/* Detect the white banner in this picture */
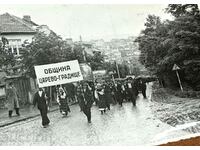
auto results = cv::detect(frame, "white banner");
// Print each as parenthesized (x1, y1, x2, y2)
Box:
(34, 60, 83, 88)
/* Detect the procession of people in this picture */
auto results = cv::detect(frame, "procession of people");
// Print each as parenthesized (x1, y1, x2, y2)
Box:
(5, 75, 147, 128)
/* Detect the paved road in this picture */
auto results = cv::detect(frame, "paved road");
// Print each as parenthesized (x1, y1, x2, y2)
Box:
(0, 84, 172, 146)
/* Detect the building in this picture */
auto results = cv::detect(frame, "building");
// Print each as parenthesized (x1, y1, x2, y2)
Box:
(0, 13, 52, 57)
(0, 13, 53, 108)
(65, 38, 73, 45)
(0, 13, 38, 56)
(91, 37, 139, 64)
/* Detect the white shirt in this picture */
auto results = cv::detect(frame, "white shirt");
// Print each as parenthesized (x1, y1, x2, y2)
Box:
(128, 83, 132, 88)
(38, 91, 43, 97)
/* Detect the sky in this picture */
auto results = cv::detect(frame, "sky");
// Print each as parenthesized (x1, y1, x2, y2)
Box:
(0, 4, 173, 41)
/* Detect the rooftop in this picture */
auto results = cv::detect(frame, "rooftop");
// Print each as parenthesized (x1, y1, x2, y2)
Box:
(0, 13, 38, 34)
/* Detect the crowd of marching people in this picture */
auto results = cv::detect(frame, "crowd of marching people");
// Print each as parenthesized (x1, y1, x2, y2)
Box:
(5, 76, 147, 128)
(93, 77, 147, 114)
(31, 77, 147, 127)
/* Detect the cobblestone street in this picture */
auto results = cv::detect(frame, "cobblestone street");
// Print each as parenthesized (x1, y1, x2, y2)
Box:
(0, 84, 172, 146)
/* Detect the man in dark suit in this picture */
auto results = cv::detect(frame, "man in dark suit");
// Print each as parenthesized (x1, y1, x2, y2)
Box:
(116, 82, 123, 106)
(126, 78, 137, 106)
(76, 81, 94, 123)
(33, 88, 50, 128)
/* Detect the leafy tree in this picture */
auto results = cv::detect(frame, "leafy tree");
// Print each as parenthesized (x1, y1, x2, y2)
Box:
(0, 36, 16, 72)
(118, 63, 129, 78)
(166, 4, 199, 17)
(21, 32, 73, 78)
(21, 32, 112, 79)
(72, 44, 85, 63)
(136, 5, 200, 90)
(86, 51, 104, 70)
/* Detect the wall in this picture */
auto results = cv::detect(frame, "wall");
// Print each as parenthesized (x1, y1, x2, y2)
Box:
(0, 34, 34, 56)
(13, 77, 38, 106)
(3, 34, 34, 43)
(0, 77, 37, 109)
(0, 86, 6, 109)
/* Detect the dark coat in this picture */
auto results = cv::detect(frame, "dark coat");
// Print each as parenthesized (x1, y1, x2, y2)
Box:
(6, 87, 19, 111)
(84, 86, 94, 107)
(64, 83, 76, 98)
(141, 82, 147, 91)
(97, 91, 106, 109)
(116, 84, 123, 103)
(33, 91, 48, 110)
(33, 91, 50, 126)
(126, 82, 137, 98)
(104, 84, 112, 104)
(76, 84, 93, 109)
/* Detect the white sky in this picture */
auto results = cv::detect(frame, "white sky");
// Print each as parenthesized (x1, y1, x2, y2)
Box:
(0, 4, 173, 41)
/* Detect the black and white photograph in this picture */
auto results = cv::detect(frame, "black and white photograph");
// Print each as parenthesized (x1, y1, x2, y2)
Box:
(0, 0, 200, 146)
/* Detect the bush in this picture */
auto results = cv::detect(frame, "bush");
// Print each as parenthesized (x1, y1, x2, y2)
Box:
(174, 90, 200, 98)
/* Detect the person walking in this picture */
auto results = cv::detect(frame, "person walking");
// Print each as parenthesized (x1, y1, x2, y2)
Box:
(116, 82, 123, 106)
(110, 82, 117, 105)
(104, 83, 112, 110)
(76, 81, 94, 123)
(88, 81, 97, 106)
(76, 82, 85, 112)
(57, 85, 70, 116)
(121, 82, 127, 102)
(96, 83, 107, 114)
(64, 83, 76, 103)
(6, 81, 20, 117)
(141, 80, 147, 99)
(137, 79, 147, 99)
(126, 79, 137, 106)
(33, 88, 50, 128)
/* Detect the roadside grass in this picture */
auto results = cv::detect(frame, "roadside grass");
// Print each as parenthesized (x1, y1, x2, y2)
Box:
(151, 82, 200, 133)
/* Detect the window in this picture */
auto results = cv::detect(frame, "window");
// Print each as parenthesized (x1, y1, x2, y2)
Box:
(8, 47, 12, 53)
(7, 39, 21, 56)
(13, 47, 18, 55)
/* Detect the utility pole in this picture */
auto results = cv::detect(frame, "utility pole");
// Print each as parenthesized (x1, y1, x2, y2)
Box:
(80, 35, 86, 62)
(115, 61, 120, 78)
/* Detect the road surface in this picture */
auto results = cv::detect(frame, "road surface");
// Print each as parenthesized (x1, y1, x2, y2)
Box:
(0, 83, 171, 146)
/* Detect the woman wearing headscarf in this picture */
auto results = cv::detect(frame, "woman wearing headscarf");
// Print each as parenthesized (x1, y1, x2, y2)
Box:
(96, 83, 107, 114)
(57, 85, 70, 116)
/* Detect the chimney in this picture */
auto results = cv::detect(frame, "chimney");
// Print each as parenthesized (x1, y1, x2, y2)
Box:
(23, 15, 31, 22)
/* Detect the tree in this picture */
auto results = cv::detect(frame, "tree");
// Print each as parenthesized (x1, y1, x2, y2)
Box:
(21, 32, 111, 78)
(0, 36, 16, 72)
(86, 51, 104, 70)
(135, 15, 168, 70)
(166, 4, 199, 18)
(136, 5, 200, 90)
(21, 32, 74, 78)
(118, 63, 129, 78)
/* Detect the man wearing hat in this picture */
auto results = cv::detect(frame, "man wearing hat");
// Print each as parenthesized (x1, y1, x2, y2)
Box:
(126, 78, 137, 106)
(6, 80, 20, 117)
(76, 81, 94, 123)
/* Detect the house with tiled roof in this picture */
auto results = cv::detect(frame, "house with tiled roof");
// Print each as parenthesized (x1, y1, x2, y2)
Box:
(0, 13, 53, 108)
(0, 13, 39, 56)
(0, 13, 52, 56)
